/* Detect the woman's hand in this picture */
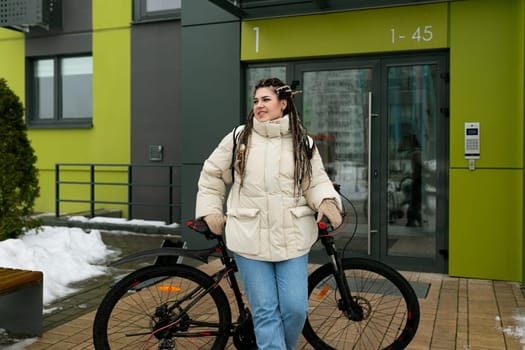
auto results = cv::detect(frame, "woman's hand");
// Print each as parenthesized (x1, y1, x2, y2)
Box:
(204, 214, 226, 235)
(316, 199, 342, 228)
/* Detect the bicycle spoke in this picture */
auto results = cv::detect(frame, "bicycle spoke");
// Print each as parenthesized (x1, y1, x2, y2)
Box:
(303, 259, 419, 350)
(93, 265, 231, 350)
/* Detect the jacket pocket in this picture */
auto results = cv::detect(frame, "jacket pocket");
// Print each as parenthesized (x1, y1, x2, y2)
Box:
(290, 206, 316, 219)
(225, 208, 260, 255)
(289, 206, 317, 250)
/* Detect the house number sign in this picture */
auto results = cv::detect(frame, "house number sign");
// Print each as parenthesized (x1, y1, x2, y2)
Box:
(390, 26, 433, 44)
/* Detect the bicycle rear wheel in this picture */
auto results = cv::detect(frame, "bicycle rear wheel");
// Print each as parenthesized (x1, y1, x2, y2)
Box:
(303, 258, 419, 350)
(93, 264, 231, 350)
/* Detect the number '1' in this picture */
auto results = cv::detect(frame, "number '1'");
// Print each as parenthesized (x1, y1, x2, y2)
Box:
(253, 26, 259, 53)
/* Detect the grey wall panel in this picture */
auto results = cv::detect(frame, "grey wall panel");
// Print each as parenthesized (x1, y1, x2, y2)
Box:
(181, 164, 205, 248)
(25, 34, 91, 56)
(53, 0, 91, 33)
(181, 22, 241, 164)
(181, 3, 241, 242)
(130, 20, 182, 223)
(131, 21, 181, 165)
(182, 0, 238, 26)
(26, 0, 92, 56)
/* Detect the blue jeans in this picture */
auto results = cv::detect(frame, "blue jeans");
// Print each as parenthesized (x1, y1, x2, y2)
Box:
(234, 253, 309, 350)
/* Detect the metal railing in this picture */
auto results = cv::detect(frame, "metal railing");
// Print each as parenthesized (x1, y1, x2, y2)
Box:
(55, 163, 180, 224)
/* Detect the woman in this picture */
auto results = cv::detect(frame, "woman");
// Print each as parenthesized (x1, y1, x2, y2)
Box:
(196, 77, 342, 350)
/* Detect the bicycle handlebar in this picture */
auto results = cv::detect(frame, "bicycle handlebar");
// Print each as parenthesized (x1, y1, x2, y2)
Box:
(186, 219, 221, 240)
(188, 182, 344, 239)
(187, 217, 335, 239)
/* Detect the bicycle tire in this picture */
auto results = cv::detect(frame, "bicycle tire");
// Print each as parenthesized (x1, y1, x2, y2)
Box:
(93, 264, 231, 350)
(303, 258, 420, 350)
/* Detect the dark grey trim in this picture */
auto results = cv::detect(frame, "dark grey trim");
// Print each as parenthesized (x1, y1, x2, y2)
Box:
(209, 0, 457, 19)
(27, 120, 93, 129)
(207, 0, 245, 18)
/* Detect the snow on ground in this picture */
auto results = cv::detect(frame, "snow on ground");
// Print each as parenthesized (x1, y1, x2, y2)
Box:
(0, 217, 179, 348)
(501, 314, 525, 349)
(0, 225, 116, 349)
(67, 215, 180, 228)
(0, 217, 179, 306)
(0, 226, 115, 305)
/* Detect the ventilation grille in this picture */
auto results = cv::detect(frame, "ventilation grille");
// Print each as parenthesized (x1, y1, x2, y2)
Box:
(0, 0, 60, 29)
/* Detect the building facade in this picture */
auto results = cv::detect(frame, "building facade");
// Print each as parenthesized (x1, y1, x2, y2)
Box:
(0, 0, 523, 281)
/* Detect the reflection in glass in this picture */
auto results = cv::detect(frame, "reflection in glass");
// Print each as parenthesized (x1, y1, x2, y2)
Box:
(302, 69, 372, 256)
(34, 59, 54, 120)
(61, 57, 93, 119)
(386, 65, 438, 258)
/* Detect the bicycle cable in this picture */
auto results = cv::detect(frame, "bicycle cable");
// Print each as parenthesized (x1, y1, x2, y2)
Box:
(318, 187, 359, 260)
(339, 191, 358, 260)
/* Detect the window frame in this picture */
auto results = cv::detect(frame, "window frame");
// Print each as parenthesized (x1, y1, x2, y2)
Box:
(132, 0, 181, 23)
(26, 54, 93, 129)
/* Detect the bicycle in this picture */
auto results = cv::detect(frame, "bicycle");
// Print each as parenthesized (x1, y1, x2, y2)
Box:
(93, 187, 420, 350)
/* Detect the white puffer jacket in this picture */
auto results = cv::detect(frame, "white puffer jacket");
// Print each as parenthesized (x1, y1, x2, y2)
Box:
(196, 115, 341, 261)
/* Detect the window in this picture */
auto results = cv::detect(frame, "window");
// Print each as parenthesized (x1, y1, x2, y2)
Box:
(133, 0, 181, 22)
(28, 55, 93, 128)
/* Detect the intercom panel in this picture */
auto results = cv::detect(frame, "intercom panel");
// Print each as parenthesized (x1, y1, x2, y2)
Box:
(464, 122, 480, 159)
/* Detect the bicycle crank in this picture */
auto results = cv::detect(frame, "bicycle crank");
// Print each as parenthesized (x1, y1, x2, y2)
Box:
(158, 338, 175, 350)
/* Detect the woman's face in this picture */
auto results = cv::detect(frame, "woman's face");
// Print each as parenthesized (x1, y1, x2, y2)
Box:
(253, 87, 287, 122)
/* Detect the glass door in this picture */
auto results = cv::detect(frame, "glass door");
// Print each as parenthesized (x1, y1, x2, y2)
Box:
(246, 52, 449, 272)
(296, 61, 381, 260)
(381, 56, 448, 271)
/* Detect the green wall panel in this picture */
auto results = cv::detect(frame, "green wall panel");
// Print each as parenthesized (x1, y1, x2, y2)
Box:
(93, 0, 131, 30)
(91, 27, 131, 164)
(28, 0, 131, 214)
(0, 29, 24, 102)
(449, 169, 522, 281)
(448, 0, 524, 281)
(241, 2, 448, 61)
(449, 0, 524, 169)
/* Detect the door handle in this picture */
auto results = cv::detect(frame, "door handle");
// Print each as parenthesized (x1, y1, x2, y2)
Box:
(367, 92, 378, 255)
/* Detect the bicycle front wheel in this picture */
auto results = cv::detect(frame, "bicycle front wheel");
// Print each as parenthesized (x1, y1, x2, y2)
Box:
(303, 258, 420, 350)
(93, 264, 231, 350)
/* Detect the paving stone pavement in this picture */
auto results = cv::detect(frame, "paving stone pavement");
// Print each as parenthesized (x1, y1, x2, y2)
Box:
(6, 230, 525, 349)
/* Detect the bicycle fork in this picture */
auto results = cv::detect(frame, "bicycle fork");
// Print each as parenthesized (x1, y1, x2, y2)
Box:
(320, 236, 364, 321)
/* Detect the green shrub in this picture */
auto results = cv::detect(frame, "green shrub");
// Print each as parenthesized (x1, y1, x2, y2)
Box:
(0, 78, 40, 240)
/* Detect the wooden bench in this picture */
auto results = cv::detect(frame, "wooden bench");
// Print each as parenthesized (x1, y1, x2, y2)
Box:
(0, 267, 43, 337)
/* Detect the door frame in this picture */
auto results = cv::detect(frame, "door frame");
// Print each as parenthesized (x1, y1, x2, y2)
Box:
(244, 50, 449, 273)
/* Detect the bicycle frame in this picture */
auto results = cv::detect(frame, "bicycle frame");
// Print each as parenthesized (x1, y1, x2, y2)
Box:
(110, 234, 251, 336)
(112, 227, 362, 325)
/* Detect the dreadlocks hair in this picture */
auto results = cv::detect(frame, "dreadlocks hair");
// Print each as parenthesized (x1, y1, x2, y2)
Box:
(234, 77, 314, 195)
